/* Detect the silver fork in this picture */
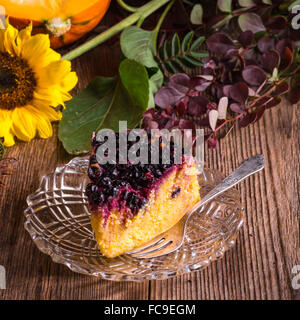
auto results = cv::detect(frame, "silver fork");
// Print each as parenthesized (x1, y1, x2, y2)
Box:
(125, 154, 265, 259)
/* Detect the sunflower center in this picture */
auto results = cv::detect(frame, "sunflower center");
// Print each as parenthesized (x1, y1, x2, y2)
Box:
(0, 52, 37, 110)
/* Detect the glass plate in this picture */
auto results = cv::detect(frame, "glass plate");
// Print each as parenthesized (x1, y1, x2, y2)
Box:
(24, 157, 244, 281)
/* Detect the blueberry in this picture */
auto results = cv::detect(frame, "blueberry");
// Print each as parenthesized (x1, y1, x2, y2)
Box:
(89, 155, 98, 165)
(88, 166, 102, 181)
(101, 177, 112, 187)
(126, 193, 140, 211)
(131, 206, 139, 216)
(153, 169, 163, 178)
(137, 198, 148, 209)
(171, 187, 181, 198)
(111, 187, 120, 198)
(85, 183, 97, 197)
(111, 168, 119, 177)
(126, 192, 135, 204)
(102, 163, 114, 173)
(131, 166, 142, 179)
(91, 191, 105, 206)
(160, 164, 172, 171)
(136, 177, 149, 187)
(121, 190, 129, 201)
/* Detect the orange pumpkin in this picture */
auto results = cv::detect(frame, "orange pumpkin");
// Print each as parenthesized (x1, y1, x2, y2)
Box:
(2, 0, 111, 49)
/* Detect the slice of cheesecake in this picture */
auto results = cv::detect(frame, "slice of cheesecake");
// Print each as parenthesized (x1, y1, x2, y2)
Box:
(86, 132, 200, 258)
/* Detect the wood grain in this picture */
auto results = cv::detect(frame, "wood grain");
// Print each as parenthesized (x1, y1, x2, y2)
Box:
(150, 104, 300, 300)
(0, 13, 299, 300)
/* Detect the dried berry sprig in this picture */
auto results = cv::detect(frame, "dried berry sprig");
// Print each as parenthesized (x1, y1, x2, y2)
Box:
(210, 0, 300, 35)
(142, 10, 300, 149)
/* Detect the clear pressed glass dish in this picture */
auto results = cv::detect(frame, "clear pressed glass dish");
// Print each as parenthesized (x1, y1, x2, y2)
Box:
(24, 157, 244, 281)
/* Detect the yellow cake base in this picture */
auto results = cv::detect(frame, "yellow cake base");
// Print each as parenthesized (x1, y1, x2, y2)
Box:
(91, 163, 200, 258)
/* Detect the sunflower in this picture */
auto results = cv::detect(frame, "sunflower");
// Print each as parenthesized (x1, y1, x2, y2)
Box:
(0, 18, 78, 147)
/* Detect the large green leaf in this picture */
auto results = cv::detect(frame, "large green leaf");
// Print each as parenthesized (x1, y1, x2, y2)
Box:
(58, 59, 149, 154)
(120, 26, 164, 107)
(120, 26, 157, 68)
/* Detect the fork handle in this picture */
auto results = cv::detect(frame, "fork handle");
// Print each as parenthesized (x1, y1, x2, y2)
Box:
(185, 154, 265, 223)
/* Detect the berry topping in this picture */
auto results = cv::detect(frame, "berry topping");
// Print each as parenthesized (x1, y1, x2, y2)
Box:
(86, 131, 186, 220)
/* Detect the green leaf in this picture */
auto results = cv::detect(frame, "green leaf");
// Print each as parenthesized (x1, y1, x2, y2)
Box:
(120, 26, 156, 68)
(182, 31, 194, 52)
(58, 59, 150, 154)
(177, 57, 196, 69)
(212, 14, 233, 29)
(168, 60, 185, 73)
(184, 55, 203, 67)
(190, 36, 205, 51)
(148, 67, 165, 108)
(190, 50, 209, 58)
(156, 32, 207, 77)
(163, 40, 172, 60)
(119, 59, 149, 108)
(162, 61, 175, 74)
(158, 45, 165, 61)
(190, 4, 203, 25)
(171, 33, 180, 57)
(289, 0, 300, 10)
(120, 26, 163, 107)
(218, 0, 232, 13)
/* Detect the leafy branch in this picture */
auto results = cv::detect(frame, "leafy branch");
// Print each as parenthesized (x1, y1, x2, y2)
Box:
(59, 0, 300, 153)
(156, 31, 208, 77)
(62, 0, 172, 61)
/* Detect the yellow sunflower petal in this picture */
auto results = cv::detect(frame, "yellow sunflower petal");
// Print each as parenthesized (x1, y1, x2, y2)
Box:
(59, 91, 73, 104)
(21, 34, 61, 71)
(25, 105, 53, 139)
(0, 20, 77, 147)
(16, 22, 33, 47)
(34, 87, 65, 107)
(31, 99, 62, 121)
(11, 107, 37, 142)
(60, 72, 78, 92)
(37, 59, 72, 88)
(2, 131, 15, 147)
(3, 20, 19, 55)
(0, 110, 12, 135)
(0, 110, 15, 146)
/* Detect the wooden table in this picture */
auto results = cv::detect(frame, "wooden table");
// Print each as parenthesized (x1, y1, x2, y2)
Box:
(1, 16, 300, 301)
